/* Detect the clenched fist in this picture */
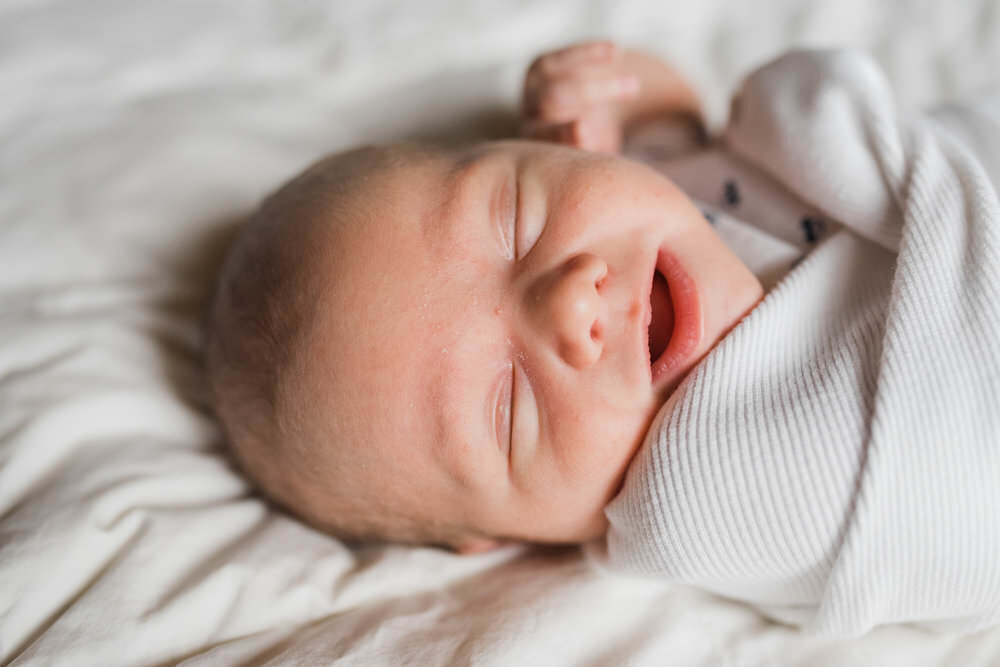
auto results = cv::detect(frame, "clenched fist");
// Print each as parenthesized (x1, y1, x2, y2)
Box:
(522, 41, 639, 153)
(521, 41, 704, 154)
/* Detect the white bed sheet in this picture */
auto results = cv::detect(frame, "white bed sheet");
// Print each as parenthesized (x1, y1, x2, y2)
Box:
(2, 1, 999, 665)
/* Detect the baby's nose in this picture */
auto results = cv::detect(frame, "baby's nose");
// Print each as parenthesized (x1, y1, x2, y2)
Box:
(529, 253, 608, 369)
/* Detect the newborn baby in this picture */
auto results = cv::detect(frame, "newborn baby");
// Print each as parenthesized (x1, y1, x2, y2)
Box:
(205, 42, 764, 553)
(207, 42, 1000, 636)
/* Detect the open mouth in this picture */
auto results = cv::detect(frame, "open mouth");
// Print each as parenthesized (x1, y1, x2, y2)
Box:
(647, 247, 702, 385)
(648, 268, 674, 367)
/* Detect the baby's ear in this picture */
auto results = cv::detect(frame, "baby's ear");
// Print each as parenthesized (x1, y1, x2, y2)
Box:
(453, 536, 506, 555)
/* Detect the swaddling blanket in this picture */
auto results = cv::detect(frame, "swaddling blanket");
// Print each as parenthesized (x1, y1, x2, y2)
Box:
(602, 50, 1000, 637)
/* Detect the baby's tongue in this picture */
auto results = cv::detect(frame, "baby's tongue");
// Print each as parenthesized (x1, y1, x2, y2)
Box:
(649, 271, 674, 364)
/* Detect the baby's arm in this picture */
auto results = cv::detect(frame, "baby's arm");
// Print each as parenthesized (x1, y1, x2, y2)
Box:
(521, 40, 704, 153)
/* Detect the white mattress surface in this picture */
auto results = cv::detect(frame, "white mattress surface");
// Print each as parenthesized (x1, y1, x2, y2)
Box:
(2, 1, 999, 665)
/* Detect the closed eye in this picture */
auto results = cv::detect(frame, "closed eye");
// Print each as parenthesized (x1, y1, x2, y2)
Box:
(507, 361, 516, 462)
(511, 168, 521, 260)
(493, 362, 513, 457)
(497, 173, 516, 261)
(512, 161, 544, 261)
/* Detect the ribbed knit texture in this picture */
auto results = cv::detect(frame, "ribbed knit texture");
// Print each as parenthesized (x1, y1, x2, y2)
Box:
(603, 50, 1000, 637)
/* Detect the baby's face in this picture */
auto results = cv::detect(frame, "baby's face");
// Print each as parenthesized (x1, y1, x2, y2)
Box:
(295, 140, 762, 549)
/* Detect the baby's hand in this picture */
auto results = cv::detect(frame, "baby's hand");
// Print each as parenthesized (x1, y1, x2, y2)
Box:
(521, 41, 640, 154)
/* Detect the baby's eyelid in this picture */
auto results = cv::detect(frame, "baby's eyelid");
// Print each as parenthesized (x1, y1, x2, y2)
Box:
(493, 363, 514, 458)
(507, 362, 516, 461)
(504, 172, 519, 262)
(513, 166, 545, 261)
(512, 173, 520, 261)
(495, 174, 516, 261)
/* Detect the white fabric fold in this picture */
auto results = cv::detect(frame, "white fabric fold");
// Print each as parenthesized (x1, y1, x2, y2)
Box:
(603, 49, 1000, 638)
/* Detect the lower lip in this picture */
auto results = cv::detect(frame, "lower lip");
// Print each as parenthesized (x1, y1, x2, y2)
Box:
(650, 247, 702, 384)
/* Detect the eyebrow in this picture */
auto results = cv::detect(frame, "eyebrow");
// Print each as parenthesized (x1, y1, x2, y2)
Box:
(424, 151, 502, 491)
(420, 151, 491, 262)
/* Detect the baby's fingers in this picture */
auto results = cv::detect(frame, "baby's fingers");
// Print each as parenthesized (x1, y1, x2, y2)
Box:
(529, 40, 621, 78)
(525, 69, 640, 121)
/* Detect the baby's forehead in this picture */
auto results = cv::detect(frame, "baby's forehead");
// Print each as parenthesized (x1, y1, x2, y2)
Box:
(293, 143, 521, 460)
(312, 143, 507, 259)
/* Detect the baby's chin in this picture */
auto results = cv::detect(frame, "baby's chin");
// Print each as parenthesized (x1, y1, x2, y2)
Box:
(543, 510, 613, 547)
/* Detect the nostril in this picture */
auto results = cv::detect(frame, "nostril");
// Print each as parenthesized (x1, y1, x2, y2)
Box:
(590, 322, 602, 343)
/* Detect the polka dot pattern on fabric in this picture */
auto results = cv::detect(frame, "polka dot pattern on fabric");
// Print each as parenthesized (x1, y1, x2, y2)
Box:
(800, 216, 826, 243)
(723, 180, 741, 207)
